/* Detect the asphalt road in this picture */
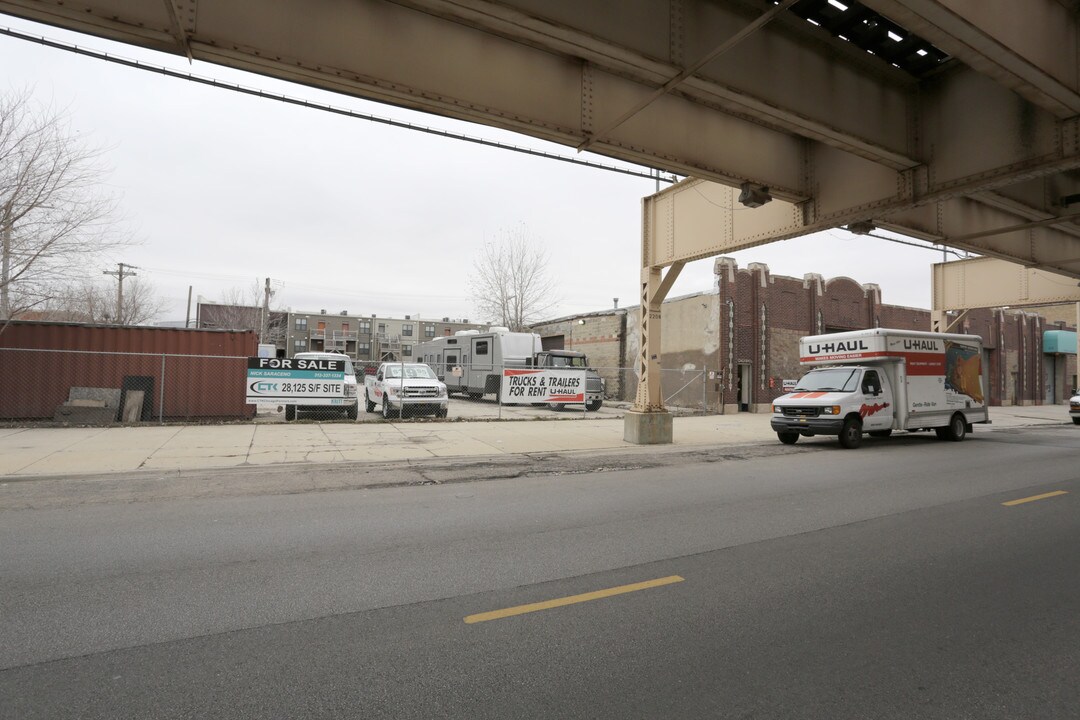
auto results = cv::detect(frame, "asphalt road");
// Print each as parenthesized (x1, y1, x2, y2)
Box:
(2, 427, 1078, 718)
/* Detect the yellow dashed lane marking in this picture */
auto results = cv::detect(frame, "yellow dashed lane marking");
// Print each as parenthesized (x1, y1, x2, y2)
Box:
(465, 575, 685, 624)
(1002, 490, 1069, 507)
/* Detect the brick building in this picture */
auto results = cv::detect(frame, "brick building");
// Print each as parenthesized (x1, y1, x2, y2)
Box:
(197, 300, 486, 363)
(531, 258, 1077, 413)
(284, 310, 484, 363)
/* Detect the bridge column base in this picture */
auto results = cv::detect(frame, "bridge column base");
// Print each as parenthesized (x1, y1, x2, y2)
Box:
(623, 410, 673, 445)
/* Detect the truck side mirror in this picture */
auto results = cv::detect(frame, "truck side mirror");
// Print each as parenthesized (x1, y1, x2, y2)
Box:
(376, 372, 383, 381)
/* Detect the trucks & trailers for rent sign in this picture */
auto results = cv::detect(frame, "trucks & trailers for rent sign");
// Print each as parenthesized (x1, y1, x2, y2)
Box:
(501, 368, 587, 404)
(246, 357, 347, 405)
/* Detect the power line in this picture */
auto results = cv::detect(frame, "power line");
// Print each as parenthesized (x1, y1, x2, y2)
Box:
(0, 25, 680, 185)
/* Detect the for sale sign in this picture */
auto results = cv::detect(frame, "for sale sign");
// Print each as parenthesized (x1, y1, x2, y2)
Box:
(246, 357, 346, 404)
(500, 368, 587, 405)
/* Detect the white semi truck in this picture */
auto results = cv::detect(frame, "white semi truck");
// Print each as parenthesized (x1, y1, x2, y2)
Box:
(771, 328, 988, 449)
(418, 328, 604, 409)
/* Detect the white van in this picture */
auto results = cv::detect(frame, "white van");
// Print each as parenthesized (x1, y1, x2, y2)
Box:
(285, 351, 359, 421)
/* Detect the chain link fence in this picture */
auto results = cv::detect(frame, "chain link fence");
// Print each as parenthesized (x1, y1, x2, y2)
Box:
(0, 349, 718, 425)
(0, 347, 251, 423)
(593, 366, 714, 413)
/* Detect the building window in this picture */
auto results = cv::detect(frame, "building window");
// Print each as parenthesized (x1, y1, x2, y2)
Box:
(294, 339, 307, 352)
(378, 323, 386, 334)
(425, 324, 435, 338)
(360, 320, 371, 334)
(403, 344, 412, 357)
(358, 342, 371, 355)
(295, 318, 307, 331)
(402, 324, 413, 337)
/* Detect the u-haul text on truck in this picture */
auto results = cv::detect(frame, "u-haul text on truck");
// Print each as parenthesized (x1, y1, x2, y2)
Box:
(771, 328, 988, 449)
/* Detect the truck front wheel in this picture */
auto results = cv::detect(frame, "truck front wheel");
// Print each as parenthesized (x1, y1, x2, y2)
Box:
(285, 405, 296, 421)
(586, 399, 603, 411)
(365, 392, 376, 413)
(382, 397, 392, 420)
(777, 431, 799, 445)
(838, 417, 863, 449)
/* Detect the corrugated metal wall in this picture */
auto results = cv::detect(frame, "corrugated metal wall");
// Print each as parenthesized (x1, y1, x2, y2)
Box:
(0, 322, 257, 421)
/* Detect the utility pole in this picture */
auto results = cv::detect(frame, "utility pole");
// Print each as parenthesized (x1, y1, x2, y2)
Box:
(261, 277, 271, 344)
(185, 285, 193, 328)
(103, 262, 137, 324)
(1, 214, 10, 320)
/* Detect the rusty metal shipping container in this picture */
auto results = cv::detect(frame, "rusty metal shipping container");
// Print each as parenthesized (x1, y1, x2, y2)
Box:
(0, 321, 257, 421)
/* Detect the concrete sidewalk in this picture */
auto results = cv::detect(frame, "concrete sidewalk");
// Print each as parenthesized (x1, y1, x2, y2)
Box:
(0, 404, 1072, 479)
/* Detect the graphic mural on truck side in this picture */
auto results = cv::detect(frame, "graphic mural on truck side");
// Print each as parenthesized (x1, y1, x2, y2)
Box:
(945, 341, 984, 404)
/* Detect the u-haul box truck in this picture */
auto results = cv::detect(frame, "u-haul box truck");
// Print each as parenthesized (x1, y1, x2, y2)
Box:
(771, 328, 988, 449)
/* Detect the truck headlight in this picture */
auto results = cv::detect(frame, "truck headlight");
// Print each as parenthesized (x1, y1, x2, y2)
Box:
(437, 385, 447, 397)
(822, 406, 841, 415)
(772, 405, 782, 413)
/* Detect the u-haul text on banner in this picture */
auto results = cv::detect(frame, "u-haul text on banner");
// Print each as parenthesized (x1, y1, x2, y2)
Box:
(246, 357, 347, 405)
(500, 368, 587, 405)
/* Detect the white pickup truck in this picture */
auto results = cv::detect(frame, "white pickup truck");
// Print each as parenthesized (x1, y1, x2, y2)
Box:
(364, 362, 449, 419)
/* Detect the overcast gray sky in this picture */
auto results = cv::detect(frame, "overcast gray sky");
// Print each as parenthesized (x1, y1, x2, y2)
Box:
(0, 14, 950, 324)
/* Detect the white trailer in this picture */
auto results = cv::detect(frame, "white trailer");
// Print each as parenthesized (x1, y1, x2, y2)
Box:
(418, 328, 541, 401)
(771, 328, 988, 449)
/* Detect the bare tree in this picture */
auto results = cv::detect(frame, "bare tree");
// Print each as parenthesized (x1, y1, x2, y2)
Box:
(469, 226, 559, 330)
(40, 276, 166, 325)
(200, 281, 286, 345)
(0, 88, 125, 326)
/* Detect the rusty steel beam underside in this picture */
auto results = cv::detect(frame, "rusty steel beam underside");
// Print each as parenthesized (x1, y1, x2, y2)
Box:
(3, 0, 1080, 431)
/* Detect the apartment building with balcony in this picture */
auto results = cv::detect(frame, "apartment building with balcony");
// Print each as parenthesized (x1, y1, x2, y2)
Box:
(286, 310, 484, 362)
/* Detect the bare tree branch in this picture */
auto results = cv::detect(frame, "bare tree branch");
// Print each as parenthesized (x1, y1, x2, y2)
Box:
(199, 282, 287, 345)
(468, 225, 559, 331)
(38, 276, 167, 325)
(1, 87, 127, 330)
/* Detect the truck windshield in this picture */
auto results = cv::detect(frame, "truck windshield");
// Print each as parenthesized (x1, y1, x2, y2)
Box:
(385, 365, 437, 380)
(793, 368, 859, 392)
(549, 355, 587, 367)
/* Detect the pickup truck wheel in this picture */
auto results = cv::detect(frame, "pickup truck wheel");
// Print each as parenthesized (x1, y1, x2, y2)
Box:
(777, 431, 799, 445)
(365, 393, 376, 413)
(346, 403, 358, 420)
(436, 408, 448, 419)
(868, 429, 892, 438)
(285, 405, 296, 421)
(945, 413, 967, 441)
(382, 397, 392, 420)
(838, 417, 863, 449)
(586, 399, 603, 411)
(1073, 417, 1080, 425)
